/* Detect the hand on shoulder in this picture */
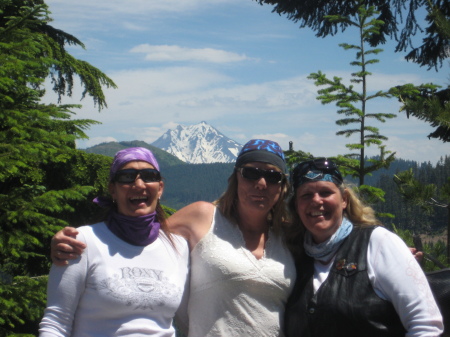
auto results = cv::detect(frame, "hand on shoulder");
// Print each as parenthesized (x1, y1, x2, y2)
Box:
(51, 226, 86, 266)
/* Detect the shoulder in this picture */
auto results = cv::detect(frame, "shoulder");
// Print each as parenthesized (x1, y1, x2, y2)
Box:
(76, 223, 109, 244)
(370, 226, 405, 246)
(167, 201, 216, 249)
(169, 201, 215, 225)
(159, 231, 190, 260)
(182, 201, 216, 214)
(368, 226, 412, 261)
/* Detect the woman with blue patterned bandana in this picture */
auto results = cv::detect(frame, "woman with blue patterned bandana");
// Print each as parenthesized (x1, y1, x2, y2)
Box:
(284, 158, 443, 337)
(50, 139, 296, 337)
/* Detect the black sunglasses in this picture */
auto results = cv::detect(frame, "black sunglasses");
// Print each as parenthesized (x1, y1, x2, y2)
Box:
(239, 166, 285, 184)
(113, 168, 161, 184)
(293, 158, 343, 187)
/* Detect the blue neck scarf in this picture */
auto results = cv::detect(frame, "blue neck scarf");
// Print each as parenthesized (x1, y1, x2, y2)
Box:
(106, 210, 160, 246)
(303, 217, 353, 263)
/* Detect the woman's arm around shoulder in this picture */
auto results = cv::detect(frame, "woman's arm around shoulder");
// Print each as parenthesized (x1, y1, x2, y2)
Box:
(51, 227, 86, 266)
(168, 201, 216, 251)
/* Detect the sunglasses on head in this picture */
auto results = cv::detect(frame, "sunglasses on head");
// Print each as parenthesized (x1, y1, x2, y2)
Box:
(293, 158, 343, 186)
(239, 166, 285, 184)
(113, 168, 161, 184)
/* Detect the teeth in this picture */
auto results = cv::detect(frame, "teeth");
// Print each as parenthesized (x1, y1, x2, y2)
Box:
(130, 196, 147, 201)
(311, 211, 324, 216)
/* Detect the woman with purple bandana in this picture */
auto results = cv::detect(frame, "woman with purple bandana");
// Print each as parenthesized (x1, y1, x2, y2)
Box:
(39, 148, 189, 336)
(49, 139, 296, 336)
(284, 158, 443, 337)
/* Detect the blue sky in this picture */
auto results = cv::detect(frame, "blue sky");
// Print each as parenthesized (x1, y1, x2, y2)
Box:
(44, 0, 448, 163)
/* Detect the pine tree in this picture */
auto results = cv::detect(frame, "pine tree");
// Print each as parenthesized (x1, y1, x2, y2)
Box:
(394, 169, 450, 263)
(307, 3, 396, 197)
(0, 0, 116, 333)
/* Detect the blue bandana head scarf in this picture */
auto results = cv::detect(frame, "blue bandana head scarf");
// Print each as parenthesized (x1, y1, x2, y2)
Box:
(235, 139, 286, 173)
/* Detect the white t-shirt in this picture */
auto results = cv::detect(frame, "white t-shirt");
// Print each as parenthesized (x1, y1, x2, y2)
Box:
(39, 223, 189, 337)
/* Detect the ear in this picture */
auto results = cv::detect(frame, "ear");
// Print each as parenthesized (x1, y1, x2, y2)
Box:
(157, 181, 164, 199)
(342, 188, 349, 210)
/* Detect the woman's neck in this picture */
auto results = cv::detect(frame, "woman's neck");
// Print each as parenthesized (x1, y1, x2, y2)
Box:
(236, 205, 269, 233)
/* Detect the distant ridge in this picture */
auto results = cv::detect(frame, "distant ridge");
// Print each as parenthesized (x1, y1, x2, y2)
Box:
(83, 140, 185, 170)
(152, 121, 242, 164)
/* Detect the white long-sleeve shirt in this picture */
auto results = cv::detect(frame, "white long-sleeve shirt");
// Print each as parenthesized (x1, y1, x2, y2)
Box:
(313, 226, 443, 337)
(39, 223, 189, 337)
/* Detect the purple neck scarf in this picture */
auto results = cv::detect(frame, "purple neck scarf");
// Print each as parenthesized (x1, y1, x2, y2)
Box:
(106, 210, 161, 246)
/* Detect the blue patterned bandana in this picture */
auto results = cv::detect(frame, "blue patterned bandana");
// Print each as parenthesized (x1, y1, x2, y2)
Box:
(292, 158, 343, 189)
(235, 139, 286, 172)
(304, 217, 354, 262)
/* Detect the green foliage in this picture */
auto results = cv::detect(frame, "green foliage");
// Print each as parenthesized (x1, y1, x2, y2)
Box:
(391, 83, 450, 142)
(163, 163, 234, 209)
(284, 149, 314, 174)
(394, 169, 439, 214)
(255, 0, 449, 69)
(307, 2, 398, 202)
(393, 226, 449, 271)
(0, 276, 48, 335)
(84, 140, 186, 169)
(0, 0, 116, 334)
(372, 156, 450, 232)
(393, 167, 450, 261)
(0, 0, 116, 108)
(404, 0, 450, 69)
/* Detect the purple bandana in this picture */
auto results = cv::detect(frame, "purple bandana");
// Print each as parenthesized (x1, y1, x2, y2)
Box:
(109, 147, 160, 181)
(94, 147, 162, 246)
(106, 211, 161, 246)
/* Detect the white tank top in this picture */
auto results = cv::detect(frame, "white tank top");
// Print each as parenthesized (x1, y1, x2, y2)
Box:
(187, 208, 296, 337)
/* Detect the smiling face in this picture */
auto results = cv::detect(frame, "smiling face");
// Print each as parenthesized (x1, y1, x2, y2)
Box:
(236, 162, 284, 215)
(295, 181, 347, 243)
(109, 161, 163, 217)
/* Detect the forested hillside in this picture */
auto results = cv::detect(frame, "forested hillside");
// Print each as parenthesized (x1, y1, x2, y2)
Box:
(162, 163, 234, 210)
(373, 156, 449, 233)
(83, 140, 186, 169)
(85, 142, 449, 233)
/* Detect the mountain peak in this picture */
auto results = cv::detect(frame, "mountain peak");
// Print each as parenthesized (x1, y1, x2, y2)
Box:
(152, 122, 242, 164)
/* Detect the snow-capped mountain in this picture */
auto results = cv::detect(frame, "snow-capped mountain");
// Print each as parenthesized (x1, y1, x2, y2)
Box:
(151, 121, 242, 164)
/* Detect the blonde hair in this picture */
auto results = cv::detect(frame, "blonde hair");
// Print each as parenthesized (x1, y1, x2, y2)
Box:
(341, 184, 381, 228)
(286, 182, 381, 258)
(213, 169, 291, 236)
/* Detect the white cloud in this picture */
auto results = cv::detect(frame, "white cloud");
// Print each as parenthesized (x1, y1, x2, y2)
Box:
(251, 133, 290, 145)
(130, 44, 253, 63)
(46, 0, 241, 35)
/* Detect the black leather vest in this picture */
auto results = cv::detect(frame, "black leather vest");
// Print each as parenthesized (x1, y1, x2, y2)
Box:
(284, 226, 405, 337)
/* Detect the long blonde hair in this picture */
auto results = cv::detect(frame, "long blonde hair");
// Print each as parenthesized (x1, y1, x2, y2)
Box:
(213, 169, 291, 236)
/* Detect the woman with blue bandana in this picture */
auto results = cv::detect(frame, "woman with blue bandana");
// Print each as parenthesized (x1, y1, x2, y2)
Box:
(284, 158, 443, 337)
(49, 139, 296, 336)
(40, 148, 189, 336)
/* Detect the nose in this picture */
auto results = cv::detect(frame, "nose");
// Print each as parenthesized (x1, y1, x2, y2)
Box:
(132, 174, 146, 188)
(255, 177, 268, 189)
(311, 193, 322, 204)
